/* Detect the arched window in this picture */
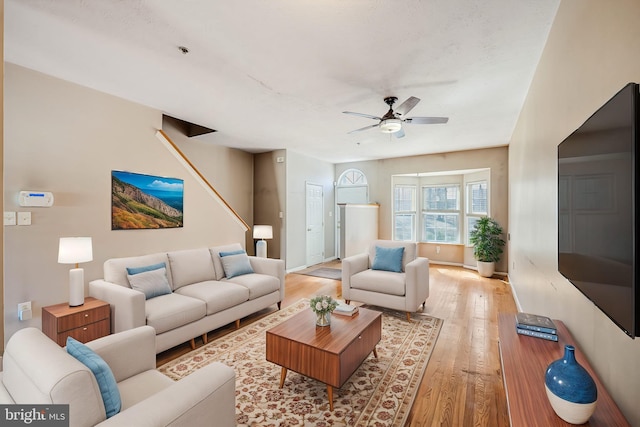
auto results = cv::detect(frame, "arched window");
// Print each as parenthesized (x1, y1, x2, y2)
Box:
(337, 169, 368, 204)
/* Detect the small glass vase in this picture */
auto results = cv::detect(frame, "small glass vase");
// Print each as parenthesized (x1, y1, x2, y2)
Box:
(316, 311, 331, 327)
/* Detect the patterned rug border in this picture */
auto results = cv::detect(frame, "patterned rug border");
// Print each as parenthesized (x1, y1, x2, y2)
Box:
(159, 300, 443, 426)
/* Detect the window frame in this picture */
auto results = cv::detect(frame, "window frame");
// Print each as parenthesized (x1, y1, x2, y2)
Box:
(393, 184, 417, 241)
(421, 184, 461, 244)
(465, 180, 489, 245)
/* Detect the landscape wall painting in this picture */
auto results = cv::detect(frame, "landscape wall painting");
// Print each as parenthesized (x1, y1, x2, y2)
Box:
(112, 170, 184, 230)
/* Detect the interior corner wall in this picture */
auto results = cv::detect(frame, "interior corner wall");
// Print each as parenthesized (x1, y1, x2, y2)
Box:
(3, 63, 247, 344)
(285, 151, 335, 271)
(335, 146, 509, 272)
(509, 1, 640, 424)
(162, 121, 254, 253)
(254, 151, 285, 260)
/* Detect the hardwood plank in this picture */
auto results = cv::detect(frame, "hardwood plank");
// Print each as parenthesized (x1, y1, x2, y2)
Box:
(156, 263, 517, 427)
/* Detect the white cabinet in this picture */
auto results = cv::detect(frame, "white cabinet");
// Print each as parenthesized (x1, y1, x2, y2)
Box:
(338, 204, 379, 259)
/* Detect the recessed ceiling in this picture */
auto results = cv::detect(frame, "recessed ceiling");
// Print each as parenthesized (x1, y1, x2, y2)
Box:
(4, 0, 560, 163)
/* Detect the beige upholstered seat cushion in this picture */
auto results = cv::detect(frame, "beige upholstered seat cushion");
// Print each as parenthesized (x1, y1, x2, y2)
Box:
(117, 370, 173, 410)
(144, 293, 206, 334)
(350, 269, 407, 296)
(175, 281, 249, 315)
(225, 273, 281, 300)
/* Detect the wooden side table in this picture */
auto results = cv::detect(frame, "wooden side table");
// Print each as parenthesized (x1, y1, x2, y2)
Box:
(42, 297, 111, 346)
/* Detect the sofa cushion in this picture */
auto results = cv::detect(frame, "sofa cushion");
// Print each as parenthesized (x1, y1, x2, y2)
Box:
(372, 246, 405, 273)
(167, 248, 216, 290)
(127, 267, 172, 300)
(175, 281, 249, 315)
(367, 240, 417, 271)
(66, 337, 121, 418)
(105, 253, 172, 288)
(226, 273, 280, 300)
(210, 243, 244, 280)
(144, 293, 206, 334)
(350, 269, 406, 296)
(220, 251, 254, 279)
(117, 370, 173, 410)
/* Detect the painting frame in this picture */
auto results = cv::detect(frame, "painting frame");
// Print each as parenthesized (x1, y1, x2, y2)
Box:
(111, 170, 184, 230)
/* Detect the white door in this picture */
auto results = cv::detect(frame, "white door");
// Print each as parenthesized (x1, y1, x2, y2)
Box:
(306, 182, 324, 266)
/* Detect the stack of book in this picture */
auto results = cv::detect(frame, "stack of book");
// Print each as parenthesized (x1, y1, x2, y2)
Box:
(333, 303, 359, 317)
(515, 312, 558, 341)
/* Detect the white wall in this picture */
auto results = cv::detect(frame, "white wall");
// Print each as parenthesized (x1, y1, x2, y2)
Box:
(285, 151, 335, 270)
(509, 1, 640, 424)
(3, 64, 249, 343)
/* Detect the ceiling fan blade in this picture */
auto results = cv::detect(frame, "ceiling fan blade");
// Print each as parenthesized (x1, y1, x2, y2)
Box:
(343, 111, 382, 121)
(405, 117, 449, 124)
(394, 96, 421, 116)
(347, 123, 380, 134)
(393, 128, 406, 139)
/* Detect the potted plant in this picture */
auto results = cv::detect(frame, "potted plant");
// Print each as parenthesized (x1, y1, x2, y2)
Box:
(469, 217, 506, 277)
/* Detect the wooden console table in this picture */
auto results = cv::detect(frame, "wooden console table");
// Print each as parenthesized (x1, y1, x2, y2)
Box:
(498, 313, 629, 426)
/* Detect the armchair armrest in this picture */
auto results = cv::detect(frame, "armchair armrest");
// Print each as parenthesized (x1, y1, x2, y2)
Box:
(86, 326, 156, 383)
(249, 257, 285, 300)
(404, 257, 430, 311)
(341, 253, 370, 300)
(96, 362, 236, 427)
(89, 279, 146, 334)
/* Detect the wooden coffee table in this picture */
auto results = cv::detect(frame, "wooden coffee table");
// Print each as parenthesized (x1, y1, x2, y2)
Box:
(266, 306, 382, 410)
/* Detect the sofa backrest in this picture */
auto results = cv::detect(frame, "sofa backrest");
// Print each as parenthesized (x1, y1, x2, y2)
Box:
(167, 248, 217, 290)
(1, 328, 105, 427)
(368, 240, 417, 272)
(104, 252, 173, 289)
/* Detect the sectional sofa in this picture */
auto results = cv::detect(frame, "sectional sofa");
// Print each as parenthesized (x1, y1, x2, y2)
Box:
(89, 244, 285, 353)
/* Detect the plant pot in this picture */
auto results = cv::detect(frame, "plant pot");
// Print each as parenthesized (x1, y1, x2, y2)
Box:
(544, 345, 597, 424)
(316, 311, 331, 327)
(477, 261, 495, 277)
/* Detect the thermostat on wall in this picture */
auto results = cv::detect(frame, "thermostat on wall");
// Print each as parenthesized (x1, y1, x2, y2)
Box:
(18, 191, 54, 207)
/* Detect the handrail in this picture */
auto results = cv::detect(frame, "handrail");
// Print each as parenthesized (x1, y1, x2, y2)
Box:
(155, 129, 250, 231)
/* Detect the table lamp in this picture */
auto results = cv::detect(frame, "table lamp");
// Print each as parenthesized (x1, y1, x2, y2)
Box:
(58, 237, 93, 307)
(253, 225, 273, 258)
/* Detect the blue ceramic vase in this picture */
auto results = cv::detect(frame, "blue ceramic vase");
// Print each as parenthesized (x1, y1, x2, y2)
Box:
(544, 345, 597, 424)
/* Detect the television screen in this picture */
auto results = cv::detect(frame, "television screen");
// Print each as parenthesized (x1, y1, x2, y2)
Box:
(558, 83, 639, 338)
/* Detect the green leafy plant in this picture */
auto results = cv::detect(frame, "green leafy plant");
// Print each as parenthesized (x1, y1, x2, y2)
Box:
(469, 217, 506, 263)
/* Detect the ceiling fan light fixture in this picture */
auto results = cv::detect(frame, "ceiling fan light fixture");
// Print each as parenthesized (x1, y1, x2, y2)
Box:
(380, 119, 402, 133)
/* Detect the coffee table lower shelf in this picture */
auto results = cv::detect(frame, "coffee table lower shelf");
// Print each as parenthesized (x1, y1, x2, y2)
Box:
(266, 307, 382, 410)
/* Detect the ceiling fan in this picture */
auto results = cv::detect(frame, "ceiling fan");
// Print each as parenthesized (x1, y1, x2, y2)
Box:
(343, 96, 448, 138)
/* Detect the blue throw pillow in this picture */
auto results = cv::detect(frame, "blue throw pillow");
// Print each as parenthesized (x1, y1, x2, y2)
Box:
(66, 337, 121, 418)
(126, 262, 166, 275)
(127, 267, 172, 299)
(219, 249, 246, 258)
(371, 246, 405, 273)
(220, 252, 254, 279)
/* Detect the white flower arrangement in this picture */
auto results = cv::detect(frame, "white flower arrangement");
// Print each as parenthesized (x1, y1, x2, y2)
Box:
(310, 295, 338, 315)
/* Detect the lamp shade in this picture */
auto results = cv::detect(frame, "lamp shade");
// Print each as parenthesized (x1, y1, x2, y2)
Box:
(253, 225, 273, 240)
(58, 237, 93, 264)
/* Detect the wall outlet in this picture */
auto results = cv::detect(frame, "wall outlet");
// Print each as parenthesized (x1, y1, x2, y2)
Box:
(18, 211, 32, 226)
(18, 301, 32, 321)
(436, 245, 441, 254)
(4, 211, 16, 226)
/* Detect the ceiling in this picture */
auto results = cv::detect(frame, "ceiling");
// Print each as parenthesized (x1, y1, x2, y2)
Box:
(5, 0, 560, 164)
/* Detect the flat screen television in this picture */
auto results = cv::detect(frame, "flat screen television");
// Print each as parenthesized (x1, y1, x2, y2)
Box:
(558, 82, 640, 338)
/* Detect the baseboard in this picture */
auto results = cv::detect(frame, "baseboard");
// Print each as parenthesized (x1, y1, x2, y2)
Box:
(507, 274, 523, 312)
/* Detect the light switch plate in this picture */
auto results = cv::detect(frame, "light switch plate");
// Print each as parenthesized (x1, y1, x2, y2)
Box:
(18, 211, 32, 226)
(4, 212, 16, 226)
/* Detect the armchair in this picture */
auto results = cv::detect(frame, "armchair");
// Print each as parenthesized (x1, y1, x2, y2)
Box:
(0, 326, 236, 427)
(341, 240, 429, 321)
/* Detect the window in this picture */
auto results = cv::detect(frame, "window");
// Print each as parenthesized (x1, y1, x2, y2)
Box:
(422, 185, 460, 243)
(466, 181, 488, 244)
(393, 185, 416, 241)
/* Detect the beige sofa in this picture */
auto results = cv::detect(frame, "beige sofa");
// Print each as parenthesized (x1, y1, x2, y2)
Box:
(342, 240, 429, 321)
(90, 244, 285, 353)
(0, 326, 236, 427)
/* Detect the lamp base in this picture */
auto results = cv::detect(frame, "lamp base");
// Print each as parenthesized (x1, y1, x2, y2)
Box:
(256, 240, 267, 258)
(69, 268, 85, 307)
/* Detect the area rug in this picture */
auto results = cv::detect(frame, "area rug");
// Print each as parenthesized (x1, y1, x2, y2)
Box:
(297, 267, 342, 280)
(159, 300, 442, 426)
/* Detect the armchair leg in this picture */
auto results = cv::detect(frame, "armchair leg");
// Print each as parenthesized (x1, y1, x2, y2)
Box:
(345, 300, 350, 305)
(277, 301, 281, 310)
(406, 312, 412, 322)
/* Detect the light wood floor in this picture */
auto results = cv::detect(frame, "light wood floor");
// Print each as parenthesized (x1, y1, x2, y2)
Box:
(156, 263, 517, 426)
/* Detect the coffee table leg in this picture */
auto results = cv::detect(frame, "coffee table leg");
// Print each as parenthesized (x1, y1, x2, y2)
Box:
(327, 385, 334, 411)
(279, 367, 288, 388)
(373, 346, 378, 358)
